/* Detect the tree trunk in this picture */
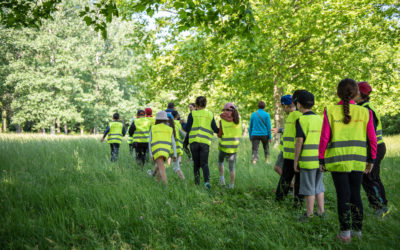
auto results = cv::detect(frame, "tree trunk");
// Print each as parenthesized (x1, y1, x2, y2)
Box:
(64, 124, 68, 134)
(17, 124, 22, 133)
(50, 124, 55, 135)
(56, 117, 61, 134)
(273, 81, 284, 145)
(93, 127, 97, 135)
(2, 109, 6, 132)
(80, 126, 84, 136)
(41, 128, 46, 134)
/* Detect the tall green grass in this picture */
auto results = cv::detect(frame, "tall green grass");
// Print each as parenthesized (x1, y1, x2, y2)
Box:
(1, 134, 399, 249)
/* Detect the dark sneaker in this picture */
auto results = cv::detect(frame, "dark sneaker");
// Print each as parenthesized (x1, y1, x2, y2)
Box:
(204, 182, 211, 190)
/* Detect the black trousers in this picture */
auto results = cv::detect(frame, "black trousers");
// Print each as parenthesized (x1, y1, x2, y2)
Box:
(190, 142, 210, 184)
(110, 143, 120, 162)
(135, 143, 148, 166)
(362, 143, 387, 209)
(275, 159, 303, 205)
(183, 135, 192, 160)
(331, 171, 364, 231)
(251, 136, 269, 162)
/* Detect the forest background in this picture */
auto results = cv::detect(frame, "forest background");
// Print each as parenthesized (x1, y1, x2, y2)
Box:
(1, 0, 400, 136)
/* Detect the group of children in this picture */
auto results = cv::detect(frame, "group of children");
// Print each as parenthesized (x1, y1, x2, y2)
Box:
(101, 79, 389, 243)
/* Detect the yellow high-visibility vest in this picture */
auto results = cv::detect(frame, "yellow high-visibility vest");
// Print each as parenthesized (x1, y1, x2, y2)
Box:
(282, 111, 302, 159)
(133, 118, 151, 143)
(151, 123, 173, 160)
(298, 114, 322, 169)
(189, 109, 214, 146)
(174, 120, 183, 156)
(107, 121, 123, 144)
(219, 119, 242, 154)
(127, 125, 133, 144)
(361, 102, 383, 145)
(146, 116, 156, 126)
(324, 104, 370, 172)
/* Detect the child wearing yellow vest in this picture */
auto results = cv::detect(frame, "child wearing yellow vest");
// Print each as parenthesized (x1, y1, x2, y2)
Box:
(275, 90, 305, 206)
(319, 79, 377, 243)
(100, 113, 126, 162)
(354, 82, 389, 218)
(293, 91, 324, 219)
(172, 110, 185, 180)
(217, 103, 242, 189)
(129, 110, 152, 166)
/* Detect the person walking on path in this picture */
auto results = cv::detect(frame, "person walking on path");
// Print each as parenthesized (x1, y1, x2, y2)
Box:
(172, 110, 186, 180)
(100, 113, 126, 162)
(147, 111, 178, 185)
(182, 103, 196, 161)
(293, 91, 324, 220)
(186, 96, 219, 188)
(319, 79, 377, 243)
(127, 118, 135, 155)
(354, 81, 390, 217)
(129, 110, 152, 166)
(217, 103, 242, 189)
(249, 101, 271, 164)
(275, 90, 304, 206)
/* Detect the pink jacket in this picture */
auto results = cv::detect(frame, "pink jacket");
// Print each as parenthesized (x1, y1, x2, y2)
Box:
(319, 100, 377, 163)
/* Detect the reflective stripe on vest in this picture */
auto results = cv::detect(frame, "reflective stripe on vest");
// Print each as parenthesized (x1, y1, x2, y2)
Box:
(174, 120, 183, 156)
(107, 121, 123, 144)
(298, 114, 323, 169)
(325, 104, 369, 172)
(133, 118, 151, 143)
(282, 111, 302, 159)
(219, 119, 242, 153)
(151, 123, 173, 160)
(361, 102, 384, 144)
(189, 109, 214, 145)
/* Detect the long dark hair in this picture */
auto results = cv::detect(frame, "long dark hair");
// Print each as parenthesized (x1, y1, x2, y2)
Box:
(337, 79, 358, 124)
(231, 107, 240, 125)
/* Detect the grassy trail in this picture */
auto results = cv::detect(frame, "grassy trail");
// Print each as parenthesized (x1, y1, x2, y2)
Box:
(1, 134, 399, 249)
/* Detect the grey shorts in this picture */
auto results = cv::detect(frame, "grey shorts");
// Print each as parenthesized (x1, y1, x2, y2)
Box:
(274, 151, 284, 169)
(218, 151, 237, 171)
(299, 169, 325, 196)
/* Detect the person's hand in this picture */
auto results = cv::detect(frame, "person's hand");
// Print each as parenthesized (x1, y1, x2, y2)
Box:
(100, 138, 104, 142)
(319, 164, 326, 173)
(365, 162, 374, 174)
(271, 128, 278, 134)
(294, 162, 300, 173)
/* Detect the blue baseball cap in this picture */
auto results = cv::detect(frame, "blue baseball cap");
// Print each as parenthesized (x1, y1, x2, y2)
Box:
(280, 95, 292, 105)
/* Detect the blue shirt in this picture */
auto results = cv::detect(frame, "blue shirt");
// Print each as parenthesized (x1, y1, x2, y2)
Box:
(249, 109, 271, 138)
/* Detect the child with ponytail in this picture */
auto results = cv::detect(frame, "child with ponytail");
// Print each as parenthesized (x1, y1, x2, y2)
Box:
(319, 79, 377, 243)
(217, 103, 242, 189)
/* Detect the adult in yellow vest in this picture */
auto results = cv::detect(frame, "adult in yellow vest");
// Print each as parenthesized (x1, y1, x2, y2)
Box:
(354, 81, 389, 217)
(319, 79, 377, 243)
(293, 91, 324, 220)
(129, 110, 151, 166)
(275, 90, 305, 206)
(186, 96, 219, 188)
(217, 103, 242, 189)
(100, 113, 126, 162)
(147, 111, 179, 185)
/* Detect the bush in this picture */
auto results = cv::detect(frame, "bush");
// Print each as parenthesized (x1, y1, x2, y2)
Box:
(381, 113, 400, 136)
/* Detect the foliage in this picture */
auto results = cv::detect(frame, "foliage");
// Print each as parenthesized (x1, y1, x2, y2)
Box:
(1, 134, 400, 248)
(382, 113, 400, 136)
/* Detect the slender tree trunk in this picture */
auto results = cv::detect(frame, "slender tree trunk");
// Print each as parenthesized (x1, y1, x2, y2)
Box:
(64, 124, 68, 134)
(80, 126, 84, 136)
(2, 109, 7, 132)
(17, 124, 21, 133)
(41, 128, 46, 134)
(56, 117, 61, 134)
(273, 80, 284, 145)
(50, 123, 55, 135)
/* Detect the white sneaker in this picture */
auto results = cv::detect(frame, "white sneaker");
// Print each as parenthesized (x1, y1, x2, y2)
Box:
(219, 179, 226, 186)
(147, 169, 153, 176)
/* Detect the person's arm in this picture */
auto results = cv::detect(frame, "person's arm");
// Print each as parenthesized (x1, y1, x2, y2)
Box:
(217, 120, 223, 138)
(211, 117, 219, 133)
(318, 109, 331, 170)
(366, 110, 377, 162)
(171, 134, 177, 159)
(266, 112, 272, 141)
(129, 121, 136, 137)
(249, 114, 253, 138)
(179, 128, 186, 139)
(100, 126, 110, 142)
(294, 120, 305, 172)
(185, 113, 193, 133)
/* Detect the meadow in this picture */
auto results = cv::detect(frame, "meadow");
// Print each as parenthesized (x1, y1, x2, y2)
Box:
(0, 134, 399, 249)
